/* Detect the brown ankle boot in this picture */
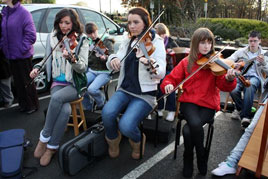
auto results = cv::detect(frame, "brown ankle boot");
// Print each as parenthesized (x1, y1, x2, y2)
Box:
(129, 133, 146, 159)
(40, 148, 56, 166)
(105, 132, 122, 158)
(34, 141, 47, 158)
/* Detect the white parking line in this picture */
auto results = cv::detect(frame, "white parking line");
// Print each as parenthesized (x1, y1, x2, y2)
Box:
(121, 111, 221, 179)
(0, 94, 51, 111)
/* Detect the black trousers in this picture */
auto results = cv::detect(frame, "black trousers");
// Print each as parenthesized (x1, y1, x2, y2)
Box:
(9, 58, 39, 110)
(180, 102, 215, 159)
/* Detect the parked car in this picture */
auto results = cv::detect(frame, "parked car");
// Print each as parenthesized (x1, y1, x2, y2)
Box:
(22, 4, 125, 93)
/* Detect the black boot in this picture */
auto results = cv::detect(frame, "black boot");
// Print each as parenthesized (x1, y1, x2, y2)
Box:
(196, 148, 207, 176)
(183, 151, 193, 178)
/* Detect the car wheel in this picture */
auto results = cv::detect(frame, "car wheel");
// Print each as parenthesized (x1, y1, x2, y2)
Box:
(34, 71, 49, 93)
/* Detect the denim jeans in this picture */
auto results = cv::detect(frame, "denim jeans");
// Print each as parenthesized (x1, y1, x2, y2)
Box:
(83, 69, 111, 109)
(40, 85, 78, 149)
(226, 101, 266, 168)
(102, 90, 152, 142)
(230, 76, 260, 119)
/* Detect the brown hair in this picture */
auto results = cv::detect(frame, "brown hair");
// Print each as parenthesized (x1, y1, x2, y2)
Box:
(85, 22, 98, 34)
(127, 7, 151, 37)
(187, 28, 215, 73)
(54, 8, 83, 41)
(154, 23, 170, 36)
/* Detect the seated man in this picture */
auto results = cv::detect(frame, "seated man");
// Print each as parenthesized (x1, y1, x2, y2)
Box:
(229, 30, 268, 129)
(211, 96, 268, 176)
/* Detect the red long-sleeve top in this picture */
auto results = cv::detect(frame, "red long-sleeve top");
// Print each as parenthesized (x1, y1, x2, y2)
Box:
(160, 56, 237, 111)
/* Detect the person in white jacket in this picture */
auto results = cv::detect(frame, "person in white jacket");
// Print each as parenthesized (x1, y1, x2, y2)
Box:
(229, 31, 268, 129)
(102, 7, 166, 159)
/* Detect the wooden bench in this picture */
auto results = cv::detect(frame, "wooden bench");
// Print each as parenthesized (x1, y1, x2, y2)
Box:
(236, 103, 268, 178)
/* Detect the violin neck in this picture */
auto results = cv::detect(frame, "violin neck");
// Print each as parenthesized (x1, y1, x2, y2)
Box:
(214, 59, 231, 70)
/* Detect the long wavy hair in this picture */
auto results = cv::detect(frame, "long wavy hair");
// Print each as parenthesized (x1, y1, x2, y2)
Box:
(127, 7, 152, 38)
(187, 28, 215, 73)
(53, 8, 83, 41)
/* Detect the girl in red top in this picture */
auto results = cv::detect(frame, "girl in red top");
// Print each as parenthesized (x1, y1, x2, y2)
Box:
(160, 28, 237, 177)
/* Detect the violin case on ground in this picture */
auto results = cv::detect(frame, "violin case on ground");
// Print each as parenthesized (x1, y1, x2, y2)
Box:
(0, 129, 35, 178)
(143, 116, 175, 144)
(58, 122, 107, 175)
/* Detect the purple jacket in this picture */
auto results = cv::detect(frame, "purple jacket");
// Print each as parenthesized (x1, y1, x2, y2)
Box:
(0, 2, 36, 60)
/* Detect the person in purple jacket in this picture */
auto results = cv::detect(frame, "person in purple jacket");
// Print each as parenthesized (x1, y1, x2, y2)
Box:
(0, 0, 39, 114)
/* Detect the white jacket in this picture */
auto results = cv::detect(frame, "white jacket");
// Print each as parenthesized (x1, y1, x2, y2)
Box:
(107, 33, 166, 92)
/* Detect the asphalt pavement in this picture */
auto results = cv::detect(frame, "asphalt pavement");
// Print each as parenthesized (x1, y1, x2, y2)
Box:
(0, 92, 266, 179)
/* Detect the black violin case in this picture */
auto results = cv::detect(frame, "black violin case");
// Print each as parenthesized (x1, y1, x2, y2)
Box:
(58, 122, 107, 175)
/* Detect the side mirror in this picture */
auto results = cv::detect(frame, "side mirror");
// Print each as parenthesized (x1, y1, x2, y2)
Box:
(117, 27, 125, 35)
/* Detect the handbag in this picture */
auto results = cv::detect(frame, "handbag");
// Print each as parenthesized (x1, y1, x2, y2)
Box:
(73, 70, 87, 98)
(72, 36, 88, 98)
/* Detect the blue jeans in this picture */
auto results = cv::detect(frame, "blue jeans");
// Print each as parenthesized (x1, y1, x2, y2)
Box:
(82, 69, 111, 109)
(230, 76, 260, 118)
(226, 101, 266, 168)
(102, 90, 152, 142)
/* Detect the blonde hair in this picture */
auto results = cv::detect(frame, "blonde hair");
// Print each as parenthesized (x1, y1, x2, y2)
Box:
(154, 23, 170, 36)
(187, 27, 215, 73)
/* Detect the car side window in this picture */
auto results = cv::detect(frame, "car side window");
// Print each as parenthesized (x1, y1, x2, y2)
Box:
(103, 17, 118, 34)
(31, 9, 46, 33)
(45, 8, 62, 33)
(80, 9, 106, 35)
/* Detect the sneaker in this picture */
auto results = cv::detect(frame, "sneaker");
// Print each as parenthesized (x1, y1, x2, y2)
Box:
(166, 111, 175, 122)
(231, 110, 241, 120)
(211, 161, 236, 176)
(241, 117, 251, 129)
(147, 114, 153, 120)
(158, 110, 163, 117)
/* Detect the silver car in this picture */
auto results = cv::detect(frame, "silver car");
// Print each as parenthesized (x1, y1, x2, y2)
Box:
(23, 4, 125, 92)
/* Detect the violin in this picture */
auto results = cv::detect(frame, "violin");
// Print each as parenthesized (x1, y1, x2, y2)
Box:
(89, 38, 109, 58)
(196, 53, 251, 87)
(109, 10, 165, 76)
(134, 32, 158, 74)
(63, 31, 78, 63)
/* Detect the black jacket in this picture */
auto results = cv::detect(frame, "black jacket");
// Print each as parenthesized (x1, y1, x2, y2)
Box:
(88, 37, 114, 71)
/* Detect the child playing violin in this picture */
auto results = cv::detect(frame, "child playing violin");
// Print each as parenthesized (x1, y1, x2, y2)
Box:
(102, 7, 166, 159)
(82, 22, 114, 111)
(30, 8, 89, 166)
(160, 27, 237, 177)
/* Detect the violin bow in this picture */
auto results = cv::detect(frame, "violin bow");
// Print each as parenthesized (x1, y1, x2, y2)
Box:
(156, 46, 228, 103)
(25, 31, 71, 88)
(88, 28, 109, 58)
(109, 9, 165, 76)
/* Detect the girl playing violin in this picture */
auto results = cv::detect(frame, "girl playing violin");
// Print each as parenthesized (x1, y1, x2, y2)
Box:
(82, 22, 114, 111)
(160, 28, 237, 177)
(29, 8, 89, 166)
(102, 7, 166, 159)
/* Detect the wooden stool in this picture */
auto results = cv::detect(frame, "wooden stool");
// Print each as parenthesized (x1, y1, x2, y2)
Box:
(67, 97, 87, 136)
